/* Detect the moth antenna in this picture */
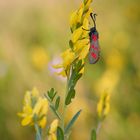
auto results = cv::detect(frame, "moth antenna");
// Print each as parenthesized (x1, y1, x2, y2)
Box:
(90, 13, 97, 29)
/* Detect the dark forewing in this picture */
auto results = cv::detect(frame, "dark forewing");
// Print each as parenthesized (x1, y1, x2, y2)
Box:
(88, 33, 100, 64)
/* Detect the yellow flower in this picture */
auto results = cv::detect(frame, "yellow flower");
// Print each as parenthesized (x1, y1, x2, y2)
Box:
(77, 4, 84, 23)
(48, 119, 59, 140)
(31, 47, 49, 71)
(84, 0, 93, 11)
(18, 87, 48, 129)
(79, 44, 90, 59)
(53, 49, 75, 77)
(71, 27, 83, 43)
(61, 49, 75, 69)
(54, 0, 93, 77)
(97, 91, 110, 119)
(74, 39, 89, 52)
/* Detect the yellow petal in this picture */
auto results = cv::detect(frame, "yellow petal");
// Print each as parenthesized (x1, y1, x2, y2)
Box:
(84, 8, 92, 18)
(70, 10, 78, 28)
(79, 44, 90, 59)
(84, 0, 93, 11)
(23, 105, 33, 115)
(74, 39, 89, 52)
(104, 103, 110, 116)
(61, 49, 71, 58)
(33, 98, 43, 115)
(40, 99, 48, 115)
(80, 66, 84, 74)
(49, 119, 59, 134)
(71, 27, 83, 43)
(53, 64, 63, 69)
(61, 49, 75, 68)
(21, 115, 32, 126)
(33, 98, 48, 117)
(97, 100, 103, 118)
(105, 94, 110, 102)
(51, 134, 57, 140)
(48, 134, 57, 140)
(77, 4, 84, 23)
(82, 17, 89, 29)
(57, 70, 67, 77)
(39, 116, 47, 128)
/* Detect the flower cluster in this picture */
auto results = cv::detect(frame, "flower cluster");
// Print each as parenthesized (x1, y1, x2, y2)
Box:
(18, 87, 48, 129)
(54, 0, 93, 77)
(97, 91, 110, 119)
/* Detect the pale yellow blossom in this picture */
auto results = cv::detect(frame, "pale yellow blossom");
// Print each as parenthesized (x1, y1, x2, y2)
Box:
(61, 49, 75, 69)
(48, 119, 59, 140)
(97, 91, 110, 119)
(18, 87, 48, 129)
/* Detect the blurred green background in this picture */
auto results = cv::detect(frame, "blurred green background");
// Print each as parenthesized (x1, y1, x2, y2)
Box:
(0, 0, 140, 140)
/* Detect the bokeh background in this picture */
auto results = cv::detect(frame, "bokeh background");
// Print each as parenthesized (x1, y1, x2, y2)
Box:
(0, 0, 140, 140)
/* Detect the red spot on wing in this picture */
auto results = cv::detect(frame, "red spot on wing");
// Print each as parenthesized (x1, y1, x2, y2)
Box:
(91, 52, 97, 59)
(91, 45, 98, 50)
(92, 34, 98, 41)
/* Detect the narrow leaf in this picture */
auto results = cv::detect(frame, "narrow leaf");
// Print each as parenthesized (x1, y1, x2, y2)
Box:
(91, 129, 96, 140)
(47, 88, 57, 101)
(76, 60, 82, 68)
(65, 89, 75, 105)
(65, 109, 82, 134)
(50, 88, 54, 93)
(77, 64, 84, 72)
(74, 73, 82, 83)
(57, 127, 64, 140)
(55, 96, 60, 110)
(69, 40, 73, 49)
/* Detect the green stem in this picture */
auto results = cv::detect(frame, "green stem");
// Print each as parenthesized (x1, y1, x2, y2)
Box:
(61, 69, 71, 140)
(62, 78, 69, 130)
(96, 121, 102, 136)
(35, 124, 42, 140)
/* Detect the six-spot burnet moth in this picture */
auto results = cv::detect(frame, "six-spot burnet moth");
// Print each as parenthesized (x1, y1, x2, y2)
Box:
(83, 13, 100, 64)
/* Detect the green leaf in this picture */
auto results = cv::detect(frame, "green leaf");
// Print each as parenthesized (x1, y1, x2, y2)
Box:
(75, 62, 84, 73)
(74, 73, 82, 84)
(47, 88, 57, 101)
(69, 40, 73, 49)
(91, 129, 96, 140)
(57, 127, 64, 140)
(75, 60, 82, 68)
(55, 96, 60, 110)
(68, 71, 76, 88)
(50, 88, 54, 93)
(65, 109, 82, 134)
(50, 105, 61, 120)
(77, 63, 84, 72)
(77, 59, 82, 66)
(65, 89, 75, 105)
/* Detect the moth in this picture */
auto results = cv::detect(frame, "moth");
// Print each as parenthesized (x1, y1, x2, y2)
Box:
(83, 13, 100, 64)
